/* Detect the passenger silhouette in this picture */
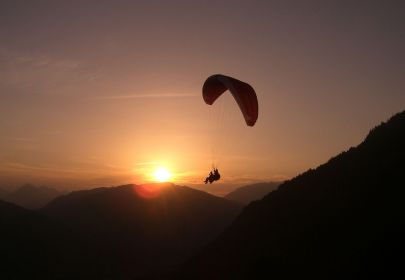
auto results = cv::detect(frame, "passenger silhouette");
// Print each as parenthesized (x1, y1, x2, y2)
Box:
(204, 168, 221, 184)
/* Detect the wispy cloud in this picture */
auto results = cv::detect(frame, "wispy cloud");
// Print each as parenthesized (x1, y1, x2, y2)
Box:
(134, 161, 159, 166)
(95, 93, 198, 100)
(0, 162, 73, 174)
(0, 48, 91, 95)
(14, 137, 35, 142)
(0, 159, 128, 177)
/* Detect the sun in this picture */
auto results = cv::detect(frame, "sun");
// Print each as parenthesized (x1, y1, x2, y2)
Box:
(153, 167, 172, 182)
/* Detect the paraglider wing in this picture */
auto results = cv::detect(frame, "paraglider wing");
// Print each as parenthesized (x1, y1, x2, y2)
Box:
(202, 74, 258, 126)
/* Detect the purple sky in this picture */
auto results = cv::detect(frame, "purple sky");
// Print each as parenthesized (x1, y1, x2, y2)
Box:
(1, 0, 404, 194)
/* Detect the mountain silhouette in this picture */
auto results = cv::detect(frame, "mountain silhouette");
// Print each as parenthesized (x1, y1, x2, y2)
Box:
(0, 199, 84, 279)
(0, 187, 9, 200)
(224, 182, 281, 205)
(3, 184, 61, 209)
(176, 111, 405, 279)
(37, 183, 242, 279)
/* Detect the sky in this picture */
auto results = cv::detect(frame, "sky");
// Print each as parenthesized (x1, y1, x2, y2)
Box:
(1, 0, 404, 194)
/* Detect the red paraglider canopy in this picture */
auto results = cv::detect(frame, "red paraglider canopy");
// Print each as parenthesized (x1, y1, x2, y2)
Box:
(202, 74, 258, 126)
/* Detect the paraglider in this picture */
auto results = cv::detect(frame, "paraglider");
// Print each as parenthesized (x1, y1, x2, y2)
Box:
(202, 74, 259, 183)
(204, 168, 221, 184)
(202, 74, 258, 126)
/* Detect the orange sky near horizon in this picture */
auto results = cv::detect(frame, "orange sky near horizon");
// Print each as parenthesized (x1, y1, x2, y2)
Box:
(1, 1, 404, 194)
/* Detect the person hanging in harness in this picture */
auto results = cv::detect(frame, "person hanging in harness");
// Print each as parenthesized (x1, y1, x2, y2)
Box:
(204, 168, 221, 184)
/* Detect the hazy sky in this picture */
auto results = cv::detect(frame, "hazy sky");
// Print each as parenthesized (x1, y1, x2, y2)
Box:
(1, 0, 404, 193)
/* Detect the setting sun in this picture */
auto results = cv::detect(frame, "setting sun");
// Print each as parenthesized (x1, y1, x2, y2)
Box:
(153, 167, 172, 182)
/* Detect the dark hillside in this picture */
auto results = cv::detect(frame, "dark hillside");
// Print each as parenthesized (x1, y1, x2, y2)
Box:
(178, 111, 405, 279)
(0, 200, 85, 279)
(41, 183, 242, 279)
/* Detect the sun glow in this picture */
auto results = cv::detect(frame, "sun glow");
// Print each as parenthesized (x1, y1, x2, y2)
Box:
(153, 167, 172, 182)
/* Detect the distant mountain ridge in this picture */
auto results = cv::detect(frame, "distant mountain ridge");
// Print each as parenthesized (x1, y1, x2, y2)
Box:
(0, 183, 242, 279)
(0, 184, 61, 209)
(224, 182, 281, 205)
(0, 187, 9, 200)
(43, 183, 242, 278)
(177, 111, 405, 279)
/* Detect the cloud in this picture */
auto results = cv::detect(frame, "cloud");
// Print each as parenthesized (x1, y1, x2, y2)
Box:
(14, 137, 35, 142)
(95, 93, 198, 100)
(134, 161, 159, 166)
(0, 48, 91, 95)
(0, 159, 128, 177)
(0, 161, 69, 174)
